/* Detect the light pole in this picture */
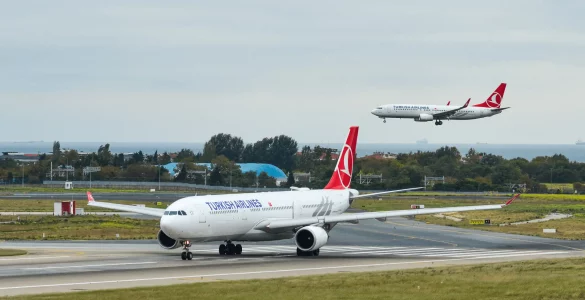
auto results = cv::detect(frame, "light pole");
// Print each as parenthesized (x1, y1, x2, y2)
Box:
(158, 165, 161, 191)
(21, 164, 24, 187)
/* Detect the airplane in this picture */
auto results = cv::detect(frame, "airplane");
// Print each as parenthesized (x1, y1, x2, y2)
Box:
(87, 126, 519, 260)
(371, 83, 509, 126)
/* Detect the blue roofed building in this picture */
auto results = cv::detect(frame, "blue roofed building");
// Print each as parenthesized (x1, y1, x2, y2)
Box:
(162, 162, 288, 185)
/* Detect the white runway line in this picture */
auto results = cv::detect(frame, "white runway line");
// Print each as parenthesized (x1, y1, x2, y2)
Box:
(24, 261, 158, 270)
(0, 256, 71, 262)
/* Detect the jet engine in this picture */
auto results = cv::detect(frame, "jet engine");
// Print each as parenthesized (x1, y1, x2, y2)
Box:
(414, 114, 434, 122)
(157, 229, 181, 249)
(294, 226, 329, 252)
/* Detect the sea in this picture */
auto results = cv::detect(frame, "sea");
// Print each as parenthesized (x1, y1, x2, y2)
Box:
(2, 142, 585, 162)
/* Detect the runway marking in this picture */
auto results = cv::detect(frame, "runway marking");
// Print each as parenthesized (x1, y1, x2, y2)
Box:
(24, 262, 158, 270)
(0, 255, 70, 262)
(0, 251, 569, 291)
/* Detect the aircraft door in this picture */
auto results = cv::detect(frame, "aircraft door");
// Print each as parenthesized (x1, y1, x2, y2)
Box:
(293, 200, 302, 219)
(241, 208, 248, 221)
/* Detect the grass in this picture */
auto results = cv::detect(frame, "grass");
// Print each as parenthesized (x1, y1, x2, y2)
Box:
(0, 215, 159, 240)
(8, 257, 585, 300)
(0, 199, 167, 212)
(354, 195, 585, 240)
(0, 249, 27, 256)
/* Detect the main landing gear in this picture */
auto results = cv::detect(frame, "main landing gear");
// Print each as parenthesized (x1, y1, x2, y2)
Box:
(219, 240, 242, 255)
(434, 120, 443, 126)
(181, 240, 193, 261)
(296, 248, 320, 257)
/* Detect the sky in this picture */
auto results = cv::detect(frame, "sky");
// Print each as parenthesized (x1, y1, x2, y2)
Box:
(1, 0, 584, 145)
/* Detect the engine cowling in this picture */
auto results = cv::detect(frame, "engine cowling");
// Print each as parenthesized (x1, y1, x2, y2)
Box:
(157, 229, 181, 249)
(294, 226, 329, 252)
(414, 113, 434, 122)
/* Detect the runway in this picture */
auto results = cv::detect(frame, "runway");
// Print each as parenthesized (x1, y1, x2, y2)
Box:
(1, 217, 585, 297)
(1, 192, 193, 202)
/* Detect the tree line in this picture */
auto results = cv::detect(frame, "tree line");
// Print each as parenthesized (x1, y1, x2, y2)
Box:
(2, 137, 585, 193)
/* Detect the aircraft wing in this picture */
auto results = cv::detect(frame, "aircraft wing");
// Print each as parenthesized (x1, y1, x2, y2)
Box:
(86, 191, 165, 218)
(432, 98, 470, 119)
(349, 187, 424, 199)
(255, 194, 520, 232)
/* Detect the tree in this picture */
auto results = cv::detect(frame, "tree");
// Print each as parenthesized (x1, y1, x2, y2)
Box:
(175, 149, 195, 162)
(159, 152, 172, 164)
(175, 164, 187, 182)
(97, 144, 113, 166)
(131, 151, 145, 164)
(52, 141, 61, 163)
(209, 167, 223, 186)
(204, 133, 244, 162)
(286, 172, 295, 187)
(257, 171, 277, 188)
(152, 150, 158, 164)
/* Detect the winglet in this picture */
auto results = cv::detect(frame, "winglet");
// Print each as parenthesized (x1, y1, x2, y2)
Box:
(504, 194, 520, 206)
(87, 191, 95, 203)
(463, 98, 470, 108)
(446, 101, 450, 106)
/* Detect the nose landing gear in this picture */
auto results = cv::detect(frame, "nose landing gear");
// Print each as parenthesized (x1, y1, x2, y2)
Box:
(219, 240, 242, 255)
(383, 118, 386, 123)
(181, 240, 193, 260)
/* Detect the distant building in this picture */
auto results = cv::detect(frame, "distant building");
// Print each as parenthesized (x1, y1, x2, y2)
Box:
(1, 152, 40, 163)
(364, 152, 397, 160)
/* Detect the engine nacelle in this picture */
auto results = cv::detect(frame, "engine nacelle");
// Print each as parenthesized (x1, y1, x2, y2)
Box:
(294, 226, 329, 252)
(157, 230, 181, 249)
(414, 113, 434, 122)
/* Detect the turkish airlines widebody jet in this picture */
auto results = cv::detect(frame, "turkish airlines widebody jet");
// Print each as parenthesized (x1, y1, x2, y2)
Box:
(87, 126, 519, 260)
(371, 83, 509, 126)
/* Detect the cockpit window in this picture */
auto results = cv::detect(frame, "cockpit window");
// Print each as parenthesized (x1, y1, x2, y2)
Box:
(169, 211, 177, 215)
(164, 211, 169, 215)
(376, 106, 383, 109)
(181, 210, 187, 215)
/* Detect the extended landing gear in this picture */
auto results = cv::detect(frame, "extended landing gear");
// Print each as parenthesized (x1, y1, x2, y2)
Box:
(219, 241, 242, 255)
(296, 248, 320, 257)
(383, 118, 386, 123)
(434, 120, 443, 126)
(181, 240, 193, 261)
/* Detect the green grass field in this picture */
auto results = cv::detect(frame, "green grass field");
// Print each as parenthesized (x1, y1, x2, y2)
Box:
(0, 199, 167, 212)
(354, 194, 585, 240)
(0, 249, 27, 256)
(0, 215, 159, 240)
(9, 257, 585, 300)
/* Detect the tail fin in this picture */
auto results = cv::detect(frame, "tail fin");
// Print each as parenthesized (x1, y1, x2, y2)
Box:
(87, 191, 95, 203)
(324, 126, 358, 190)
(473, 83, 507, 108)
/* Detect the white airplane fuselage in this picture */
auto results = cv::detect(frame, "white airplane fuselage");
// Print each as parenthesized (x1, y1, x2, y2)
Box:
(160, 189, 352, 243)
(371, 104, 501, 121)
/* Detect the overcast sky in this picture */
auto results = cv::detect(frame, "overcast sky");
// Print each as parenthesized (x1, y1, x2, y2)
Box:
(1, 1, 584, 144)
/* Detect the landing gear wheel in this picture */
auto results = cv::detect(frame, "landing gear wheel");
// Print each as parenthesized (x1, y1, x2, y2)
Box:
(181, 252, 187, 260)
(226, 243, 236, 255)
(383, 119, 386, 123)
(187, 252, 193, 260)
(312, 249, 320, 256)
(235, 244, 242, 255)
(219, 244, 226, 255)
(297, 248, 319, 257)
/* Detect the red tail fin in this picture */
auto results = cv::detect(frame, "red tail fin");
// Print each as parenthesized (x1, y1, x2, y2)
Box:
(473, 83, 507, 108)
(324, 126, 358, 190)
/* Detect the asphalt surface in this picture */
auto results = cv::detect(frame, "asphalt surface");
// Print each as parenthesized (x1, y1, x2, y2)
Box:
(1, 217, 584, 297)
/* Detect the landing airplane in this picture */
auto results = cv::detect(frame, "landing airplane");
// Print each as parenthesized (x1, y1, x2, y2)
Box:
(371, 83, 509, 126)
(87, 126, 519, 260)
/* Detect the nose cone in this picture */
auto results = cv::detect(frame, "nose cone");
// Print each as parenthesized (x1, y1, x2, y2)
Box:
(371, 109, 378, 116)
(160, 216, 177, 238)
